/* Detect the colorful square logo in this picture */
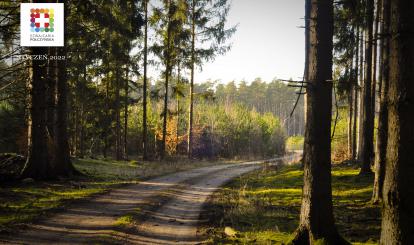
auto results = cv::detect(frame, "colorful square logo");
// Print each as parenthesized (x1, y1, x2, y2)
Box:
(30, 8, 55, 33)
(20, 3, 64, 47)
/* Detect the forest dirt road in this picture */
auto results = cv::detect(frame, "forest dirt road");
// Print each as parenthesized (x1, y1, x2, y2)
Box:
(0, 154, 300, 245)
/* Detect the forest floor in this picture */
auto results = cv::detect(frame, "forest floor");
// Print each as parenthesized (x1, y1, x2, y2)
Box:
(0, 157, 242, 234)
(0, 154, 300, 244)
(202, 161, 381, 245)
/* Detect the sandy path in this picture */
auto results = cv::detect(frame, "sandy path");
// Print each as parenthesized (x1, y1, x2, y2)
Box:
(0, 154, 299, 245)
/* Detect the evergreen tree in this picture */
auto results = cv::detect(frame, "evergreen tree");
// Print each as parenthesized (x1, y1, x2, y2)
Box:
(372, 0, 389, 204)
(380, 0, 414, 242)
(359, 0, 375, 174)
(151, 0, 189, 158)
(186, 0, 236, 158)
(291, 0, 348, 243)
(142, 0, 149, 160)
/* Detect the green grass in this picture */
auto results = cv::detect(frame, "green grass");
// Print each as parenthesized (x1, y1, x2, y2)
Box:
(286, 136, 304, 151)
(204, 163, 380, 244)
(0, 157, 235, 232)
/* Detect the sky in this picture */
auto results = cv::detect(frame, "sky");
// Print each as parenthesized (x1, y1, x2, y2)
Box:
(196, 0, 305, 84)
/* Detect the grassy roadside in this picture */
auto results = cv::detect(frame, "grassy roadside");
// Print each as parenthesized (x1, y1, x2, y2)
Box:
(0, 157, 237, 233)
(202, 162, 380, 244)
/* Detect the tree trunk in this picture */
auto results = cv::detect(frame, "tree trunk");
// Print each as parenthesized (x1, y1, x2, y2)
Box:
(103, 72, 110, 159)
(301, 0, 310, 164)
(124, 68, 129, 160)
(161, 0, 172, 159)
(176, 65, 181, 154)
(52, 2, 76, 176)
(79, 104, 84, 158)
(73, 105, 78, 156)
(380, 0, 414, 242)
(142, 0, 149, 161)
(290, 1, 348, 243)
(46, 47, 56, 142)
(115, 67, 121, 160)
(78, 62, 88, 158)
(161, 65, 170, 159)
(352, 26, 360, 161)
(347, 45, 354, 159)
(357, 29, 365, 161)
(371, 0, 381, 116)
(79, 65, 86, 158)
(21, 0, 56, 179)
(348, 85, 353, 159)
(52, 45, 76, 176)
(359, 0, 375, 175)
(21, 47, 51, 180)
(187, 0, 196, 159)
(372, 0, 388, 204)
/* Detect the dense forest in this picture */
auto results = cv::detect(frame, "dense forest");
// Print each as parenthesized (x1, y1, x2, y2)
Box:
(0, 1, 303, 164)
(0, 0, 413, 244)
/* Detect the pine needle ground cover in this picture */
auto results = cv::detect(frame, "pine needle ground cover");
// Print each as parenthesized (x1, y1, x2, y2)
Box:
(203, 163, 380, 244)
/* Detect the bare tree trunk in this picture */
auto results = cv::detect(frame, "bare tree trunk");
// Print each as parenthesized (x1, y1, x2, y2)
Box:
(357, 29, 365, 161)
(124, 68, 129, 160)
(79, 104, 84, 158)
(359, 0, 375, 174)
(53, 45, 76, 176)
(103, 73, 110, 159)
(21, 47, 51, 180)
(187, 0, 196, 159)
(291, 1, 347, 243)
(142, 0, 149, 160)
(371, 0, 381, 116)
(52, 2, 76, 176)
(161, 65, 169, 159)
(348, 85, 353, 158)
(115, 67, 121, 161)
(352, 26, 360, 161)
(303, 0, 310, 143)
(46, 48, 56, 142)
(161, 0, 172, 159)
(73, 105, 78, 156)
(176, 65, 181, 154)
(372, 0, 388, 204)
(79, 65, 87, 158)
(347, 46, 354, 159)
(380, 0, 414, 242)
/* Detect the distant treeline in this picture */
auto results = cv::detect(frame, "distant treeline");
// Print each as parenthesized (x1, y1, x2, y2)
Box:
(124, 79, 293, 159)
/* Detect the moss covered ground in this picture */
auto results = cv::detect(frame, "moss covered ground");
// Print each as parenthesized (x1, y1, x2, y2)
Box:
(203, 162, 380, 244)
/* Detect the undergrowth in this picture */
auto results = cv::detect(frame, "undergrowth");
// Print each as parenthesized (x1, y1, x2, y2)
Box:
(203, 162, 380, 244)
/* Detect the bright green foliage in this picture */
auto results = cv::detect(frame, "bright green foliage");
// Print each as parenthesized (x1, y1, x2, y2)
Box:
(215, 79, 305, 137)
(127, 79, 288, 159)
(286, 136, 304, 151)
(197, 103, 286, 158)
(331, 108, 351, 161)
